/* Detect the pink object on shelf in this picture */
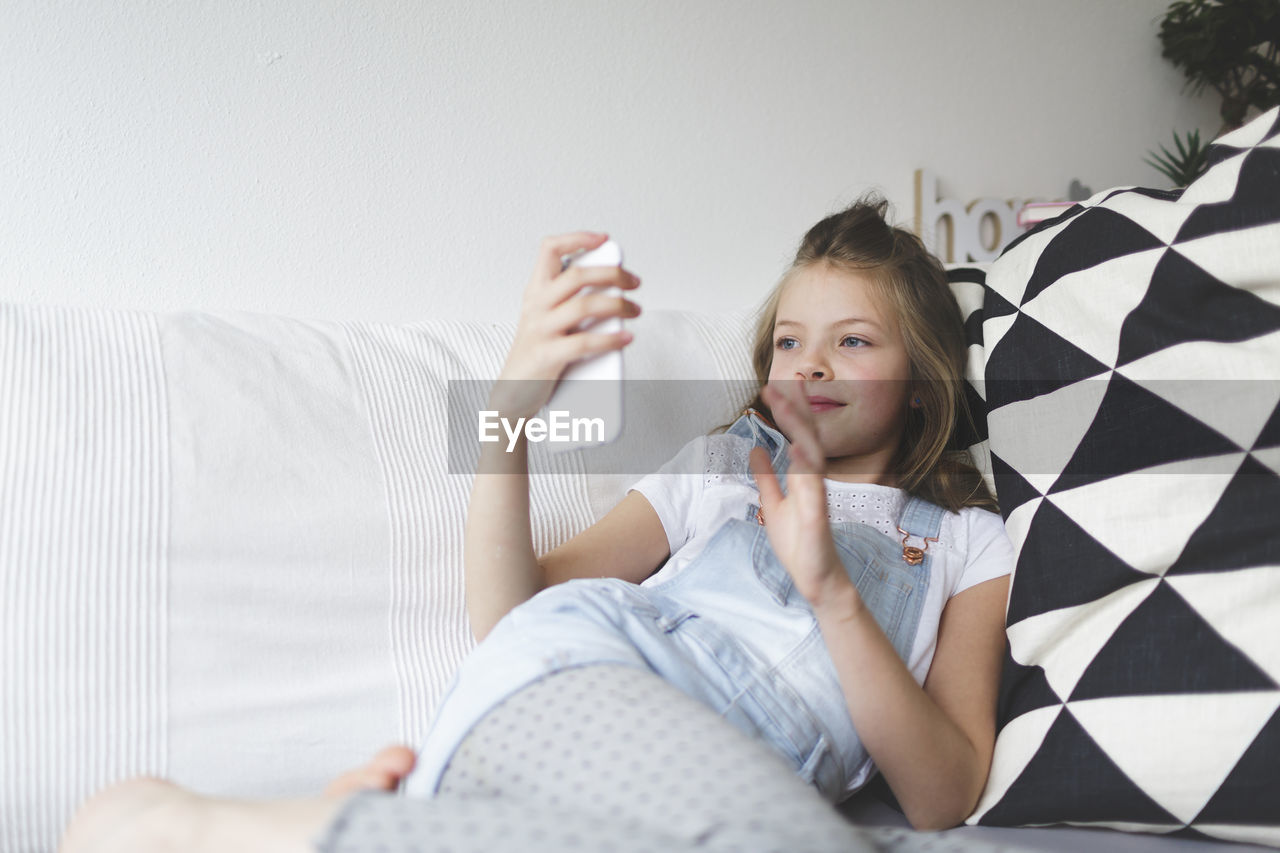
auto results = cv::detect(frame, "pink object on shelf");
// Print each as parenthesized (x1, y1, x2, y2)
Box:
(1017, 201, 1078, 229)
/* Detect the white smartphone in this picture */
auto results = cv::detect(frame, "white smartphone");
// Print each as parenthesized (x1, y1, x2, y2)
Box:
(545, 239, 625, 452)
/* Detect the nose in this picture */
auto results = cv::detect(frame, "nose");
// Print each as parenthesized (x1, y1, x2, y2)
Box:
(795, 357, 828, 380)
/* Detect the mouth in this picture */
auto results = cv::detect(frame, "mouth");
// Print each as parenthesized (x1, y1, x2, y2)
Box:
(807, 396, 845, 412)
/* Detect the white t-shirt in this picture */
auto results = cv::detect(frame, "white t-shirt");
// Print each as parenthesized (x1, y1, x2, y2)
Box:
(625, 432, 1014, 690)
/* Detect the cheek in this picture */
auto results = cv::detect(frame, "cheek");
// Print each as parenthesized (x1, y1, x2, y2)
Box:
(850, 379, 913, 417)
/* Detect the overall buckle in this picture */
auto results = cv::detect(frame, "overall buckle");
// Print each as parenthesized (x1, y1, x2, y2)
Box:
(897, 528, 939, 566)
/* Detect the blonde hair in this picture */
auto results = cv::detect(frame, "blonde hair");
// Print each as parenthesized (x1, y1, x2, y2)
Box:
(721, 193, 997, 514)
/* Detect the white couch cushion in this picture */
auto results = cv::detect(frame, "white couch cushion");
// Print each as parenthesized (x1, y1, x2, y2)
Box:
(0, 301, 756, 852)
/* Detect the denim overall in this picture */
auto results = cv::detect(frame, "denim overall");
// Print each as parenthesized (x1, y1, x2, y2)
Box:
(405, 411, 945, 803)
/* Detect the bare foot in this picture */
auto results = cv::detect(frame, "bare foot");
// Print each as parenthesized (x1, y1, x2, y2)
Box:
(322, 744, 417, 797)
(60, 777, 353, 853)
(59, 777, 201, 853)
(58, 747, 416, 853)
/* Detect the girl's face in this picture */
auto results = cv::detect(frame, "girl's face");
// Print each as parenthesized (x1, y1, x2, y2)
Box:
(767, 261, 914, 485)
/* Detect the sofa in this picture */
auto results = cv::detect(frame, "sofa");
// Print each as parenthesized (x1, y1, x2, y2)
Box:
(3, 106, 1277, 853)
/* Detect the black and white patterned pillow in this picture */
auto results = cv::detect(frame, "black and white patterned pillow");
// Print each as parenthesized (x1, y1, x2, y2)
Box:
(946, 264, 994, 482)
(964, 107, 1280, 845)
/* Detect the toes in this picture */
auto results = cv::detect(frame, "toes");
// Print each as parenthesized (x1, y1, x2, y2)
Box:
(392, 746, 417, 771)
(376, 744, 415, 762)
(372, 745, 417, 775)
(323, 770, 362, 797)
(324, 746, 417, 797)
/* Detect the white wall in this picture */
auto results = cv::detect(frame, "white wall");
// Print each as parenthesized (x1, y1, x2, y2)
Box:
(1, 0, 1221, 323)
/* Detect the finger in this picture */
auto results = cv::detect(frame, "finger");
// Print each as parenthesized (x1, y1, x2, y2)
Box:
(548, 264, 640, 309)
(749, 446, 784, 514)
(547, 328, 633, 366)
(533, 232, 610, 281)
(780, 379, 819, 432)
(545, 288, 641, 335)
(762, 383, 825, 475)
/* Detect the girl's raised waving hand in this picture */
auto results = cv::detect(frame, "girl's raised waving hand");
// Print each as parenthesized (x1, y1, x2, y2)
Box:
(748, 377, 1007, 830)
(747, 380, 853, 609)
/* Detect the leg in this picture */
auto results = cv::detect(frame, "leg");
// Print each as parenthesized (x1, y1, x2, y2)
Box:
(318, 664, 876, 853)
(59, 748, 416, 853)
(58, 778, 349, 853)
(60, 665, 1021, 853)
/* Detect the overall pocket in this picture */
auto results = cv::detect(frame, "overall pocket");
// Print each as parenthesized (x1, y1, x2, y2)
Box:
(838, 538, 925, 662)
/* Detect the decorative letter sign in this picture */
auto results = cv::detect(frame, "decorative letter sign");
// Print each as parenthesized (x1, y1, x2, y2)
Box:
(913, 169, 1032, 264)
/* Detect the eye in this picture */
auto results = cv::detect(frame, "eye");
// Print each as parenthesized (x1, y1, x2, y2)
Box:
(841, 335, 867, 348)
(775, 336, 798, 351)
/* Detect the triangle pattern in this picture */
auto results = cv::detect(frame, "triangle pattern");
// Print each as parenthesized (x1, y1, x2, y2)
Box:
(1047, 453, 1241, 577)
(1211, 106, 1280, 149)
(1195, 702, 1280, 825)
(1190, 824, 1280, 847)
(1005, 500, 1154, 626)
(1116, 248, 1280, 367)
(1021, 208, 1166, 305)
(1068, 692, 1280, 825)
(987, 375, 1109, 495)
(947, 267, 988, 286)
(998, 204, 1087, 261)
(950, 276, 986, 325)
(1254, 446, 1280, 478)
(1166, 567, 1280, 686)
(1069, 580, 1277, 701)
(1051, 373, 1242, 492)
(998, 493, 1042, 564)
(966, 350, 987, 402)
(956, 380, 988, 447)
(1020, 249, 1163, 370)
(969, 704, 1064, 823)
(971, 104, 1280, 840)
(1176, 149, 1280, 242)
(963, 308, 985, 350)
(982, 285, 1019, 321)
(988, 451, 1041, 516)
(1116, 331, 1280, 451)
(1183, 149, 1247, 205)
(1172, 224, 1280, 308)
(986, 221, 1080, 308)
(997, 648, 1063, 727)
(979, 311, 1019, 370)
(975, 707, 1183, 827)
(986, 313, 1111, 407)
(1095, 192, 1193, 245)
(1168, 455, 1280, 576)
(1257, 399, 1280, 449)
(1008, 578, 1159, 700)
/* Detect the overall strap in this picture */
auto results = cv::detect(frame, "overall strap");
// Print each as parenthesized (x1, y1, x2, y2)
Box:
(728, 408, 792, 491)
(896, 495, 946, 566)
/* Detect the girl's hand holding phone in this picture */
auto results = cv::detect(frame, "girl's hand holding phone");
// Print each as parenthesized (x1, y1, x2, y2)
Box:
(489, 232, 641, 420)
(748, 381, 858, 609)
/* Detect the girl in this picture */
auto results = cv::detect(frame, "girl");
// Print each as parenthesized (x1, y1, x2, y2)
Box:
(60, 195, 1014, 853)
